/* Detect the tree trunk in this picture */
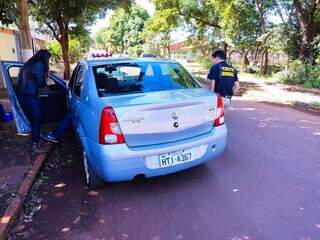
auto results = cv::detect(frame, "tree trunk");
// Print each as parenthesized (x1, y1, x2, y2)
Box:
(263, 48, 268, 74)
(293, 0, 317, 63)
(17, 0, 33, 61)
(57, 17, 70, 80)
(255, 0, 269, 75)
(241, 50, 249, 73)
(228, 49, 235, 60)
(167, 45, 171, 59)
(58, 29, 70, 80)
(298, 23, 314, 62)
(222, 41, 228, 56)
(259, 48, 268, 75)
(253, 50, 259, 65)
(60, 43, 70, 80)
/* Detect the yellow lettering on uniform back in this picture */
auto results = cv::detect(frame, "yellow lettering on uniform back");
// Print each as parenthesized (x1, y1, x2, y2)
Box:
(221, 67, 234, 72)
(221, 71, 234, 77)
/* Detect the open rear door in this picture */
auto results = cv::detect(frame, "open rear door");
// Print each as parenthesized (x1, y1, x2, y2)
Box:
(0, 61, 68, 134)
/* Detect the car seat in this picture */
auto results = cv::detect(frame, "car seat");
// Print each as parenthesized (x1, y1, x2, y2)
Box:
(104, 77, 120, 93)
(96, 73, 108, 90)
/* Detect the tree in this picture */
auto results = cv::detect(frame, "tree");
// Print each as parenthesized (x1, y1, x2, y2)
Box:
(219, 0, 260, 71)
(94, 5, 149, 56)
(47, 38, 86, 64)
(17, 0, 32, 60)
(29, 0, 132, 79)
(292, 0, 320, 63)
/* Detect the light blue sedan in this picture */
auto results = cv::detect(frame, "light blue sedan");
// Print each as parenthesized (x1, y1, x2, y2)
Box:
(1, 58, 227, 187)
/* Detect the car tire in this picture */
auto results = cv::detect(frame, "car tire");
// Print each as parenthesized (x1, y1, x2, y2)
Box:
(83, 150, 105, 189)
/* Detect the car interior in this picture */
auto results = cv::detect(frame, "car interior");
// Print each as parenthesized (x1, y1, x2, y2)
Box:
(8, 66, 68, 125)
(92, 62, 201, 97)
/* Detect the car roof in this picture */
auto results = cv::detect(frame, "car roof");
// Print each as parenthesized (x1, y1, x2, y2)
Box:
(83, 57, 178, 66)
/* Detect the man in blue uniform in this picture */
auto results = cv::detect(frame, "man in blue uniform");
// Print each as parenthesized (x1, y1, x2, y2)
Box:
(207, 49, 240, 107)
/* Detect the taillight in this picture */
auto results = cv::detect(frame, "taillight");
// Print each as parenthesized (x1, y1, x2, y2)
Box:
(214, 95, 225, 127)
(99, 107, 125, 144)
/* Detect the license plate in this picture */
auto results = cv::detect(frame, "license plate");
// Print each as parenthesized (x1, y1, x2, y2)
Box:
(159, 150, 194, 168)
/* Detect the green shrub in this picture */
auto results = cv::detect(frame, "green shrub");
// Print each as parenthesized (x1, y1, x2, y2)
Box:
(47, 38, 86, 64)
(195, 58, 212, 69)
(47, 41, 62, 62)
(281, 60, 320, 88)
(247, 64, 281, 76)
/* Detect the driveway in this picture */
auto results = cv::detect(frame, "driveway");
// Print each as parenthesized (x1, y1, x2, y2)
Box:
(8, 100, 320, 240)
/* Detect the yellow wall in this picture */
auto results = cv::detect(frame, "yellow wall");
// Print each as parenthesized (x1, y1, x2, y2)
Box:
(0, 32, 18, 61)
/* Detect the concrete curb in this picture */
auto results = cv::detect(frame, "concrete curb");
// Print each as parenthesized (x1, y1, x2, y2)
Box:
(0, 144, 52, 240)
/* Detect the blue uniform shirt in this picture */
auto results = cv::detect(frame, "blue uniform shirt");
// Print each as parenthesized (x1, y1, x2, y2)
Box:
(207, 61, 238, 97)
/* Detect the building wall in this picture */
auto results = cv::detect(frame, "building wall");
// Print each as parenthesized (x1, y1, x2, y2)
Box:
(0, 28, 19, 88)
(0, 27, 47, 89)
(0, 28, 19, 61)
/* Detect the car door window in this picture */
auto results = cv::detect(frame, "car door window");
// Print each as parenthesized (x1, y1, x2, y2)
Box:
(73, 65, 84, 98)
(68, 64, 79, 88)
(7, 65, 66, 95)
(3, 63, 68, 126)
(8, 66, 22, 94)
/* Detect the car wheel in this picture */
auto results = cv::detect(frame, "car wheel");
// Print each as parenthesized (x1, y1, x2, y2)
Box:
(83, 150, 105, 188)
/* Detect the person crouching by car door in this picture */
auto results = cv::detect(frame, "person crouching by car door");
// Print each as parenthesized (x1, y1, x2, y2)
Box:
(207, 49, 240, 107)
(18, 49, 51, 156)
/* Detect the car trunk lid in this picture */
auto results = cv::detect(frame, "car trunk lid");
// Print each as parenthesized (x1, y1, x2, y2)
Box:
(103, 89, 217, 147)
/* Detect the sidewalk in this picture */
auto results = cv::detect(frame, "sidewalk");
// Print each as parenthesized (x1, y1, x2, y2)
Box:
(0, 90, 51, 240)
(235, 73, 320, 113)
(0, 91, 32, 218)
(181, 61, 320, 114)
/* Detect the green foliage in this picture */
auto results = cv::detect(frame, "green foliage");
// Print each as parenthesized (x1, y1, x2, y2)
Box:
(29, 0, 132, 78)
(147, 0, 220, 32)
(0, 0, 17, 25)
(29, 0, 132, 39)
(47, 38, 86, 64)
(266, 23, 300, 59)
(47, 41, 62, 62)
(220, 0, 260, 52)
(195, 58, 212, 69)
(94, 5, 149, 56)
(281, 60, 320, 88)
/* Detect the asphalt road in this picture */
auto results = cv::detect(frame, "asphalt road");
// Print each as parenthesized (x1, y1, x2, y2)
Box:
(8, 100, 320, 240)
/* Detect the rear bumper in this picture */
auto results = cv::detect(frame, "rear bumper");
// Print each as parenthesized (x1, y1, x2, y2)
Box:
(83, 125, 227, 182)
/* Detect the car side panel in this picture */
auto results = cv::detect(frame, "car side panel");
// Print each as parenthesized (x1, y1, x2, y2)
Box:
(74, 63, 102, 143)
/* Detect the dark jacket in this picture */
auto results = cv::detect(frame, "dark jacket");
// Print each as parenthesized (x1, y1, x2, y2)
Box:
(18, 61, 47, 96)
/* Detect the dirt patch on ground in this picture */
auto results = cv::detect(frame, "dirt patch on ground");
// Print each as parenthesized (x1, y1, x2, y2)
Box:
(0, 91, 33, 219)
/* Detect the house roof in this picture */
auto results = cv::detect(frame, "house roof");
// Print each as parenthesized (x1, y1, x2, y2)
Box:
(0, 26, 48, 41)
(169, 40, 194, 51)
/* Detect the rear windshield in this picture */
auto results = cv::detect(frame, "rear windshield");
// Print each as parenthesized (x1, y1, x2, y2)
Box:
(92, 61, 201, 97)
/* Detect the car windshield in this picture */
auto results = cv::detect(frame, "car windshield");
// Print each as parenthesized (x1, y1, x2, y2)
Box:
(92, 61, 201, 97)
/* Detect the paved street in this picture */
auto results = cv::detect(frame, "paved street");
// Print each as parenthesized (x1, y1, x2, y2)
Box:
(9, 100, 320, 240)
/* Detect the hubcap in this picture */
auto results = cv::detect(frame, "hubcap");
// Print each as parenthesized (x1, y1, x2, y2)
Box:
(83, 151, 90, 184)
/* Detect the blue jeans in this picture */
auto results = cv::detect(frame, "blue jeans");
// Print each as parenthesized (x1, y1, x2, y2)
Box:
(52, 112, 72, 140)
(19, 94, 41, 143)
(0, 104, 5, 120)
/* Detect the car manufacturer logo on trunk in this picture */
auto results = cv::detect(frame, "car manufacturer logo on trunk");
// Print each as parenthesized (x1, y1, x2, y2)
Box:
(172, 111, 179, 120)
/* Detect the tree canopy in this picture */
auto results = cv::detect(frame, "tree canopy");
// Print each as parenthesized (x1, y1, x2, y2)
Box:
(0, 0, 17, 25)
(144, 0, 320, 74)
(29, 0, 132, 79)
(94, 5, 149, 56)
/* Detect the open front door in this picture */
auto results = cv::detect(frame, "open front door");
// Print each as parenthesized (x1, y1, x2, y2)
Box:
(0, 61, 68, 134)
